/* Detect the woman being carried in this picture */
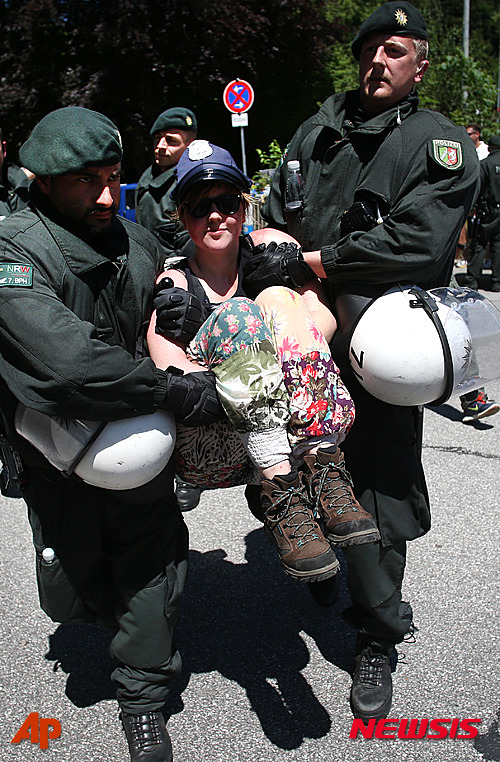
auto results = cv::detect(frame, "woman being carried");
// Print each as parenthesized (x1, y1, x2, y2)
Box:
(148, 140, 379, 585)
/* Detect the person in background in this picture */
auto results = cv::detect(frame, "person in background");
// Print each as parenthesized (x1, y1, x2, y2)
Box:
(459, 131, 500, 422)
(466, 122, 489, 160)
(0, 106, 225, 762)
(135, 107, 197, 257)
(136, 106, 202, 512)
(245, 1, 479, 721)
(0, 126, 31, 221)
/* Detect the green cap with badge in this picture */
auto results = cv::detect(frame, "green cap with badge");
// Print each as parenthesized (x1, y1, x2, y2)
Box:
(150, 107, 197, 136)
(488, 135, 500, 149)
(19, 107, 123, 176)
(351, 1, 428, 60)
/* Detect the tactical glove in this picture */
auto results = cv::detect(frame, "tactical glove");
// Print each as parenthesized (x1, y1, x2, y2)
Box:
(242, 241, 315, 298)
(159, 367, 224, 427)
(153, 277, 204, 345)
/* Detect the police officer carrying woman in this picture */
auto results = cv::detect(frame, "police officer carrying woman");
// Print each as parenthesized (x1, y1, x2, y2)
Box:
(0, 107, 226, 762)
(244, 1, 479, 721)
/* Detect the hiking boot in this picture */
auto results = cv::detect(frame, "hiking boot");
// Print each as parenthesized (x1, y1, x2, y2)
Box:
(260, 471, 340, 582)
(302, 448, 380, 547)
(121, 711, 173, 762)
(350, 641, 394, 721)
(461, 390, 500, 423)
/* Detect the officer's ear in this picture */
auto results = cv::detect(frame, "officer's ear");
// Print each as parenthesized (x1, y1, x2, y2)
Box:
(414, 60, 429, 83)
(35, 176, 52, 196)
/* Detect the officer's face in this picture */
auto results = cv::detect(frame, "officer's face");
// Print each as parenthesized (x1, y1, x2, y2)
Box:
(37, 164, 121, 234)
(153, 130, 192, 171)
(358, 33, 428, 113)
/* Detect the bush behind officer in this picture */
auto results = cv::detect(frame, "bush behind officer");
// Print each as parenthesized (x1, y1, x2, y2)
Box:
(245, 1, 479, 721)
(0, 106, 225, 761)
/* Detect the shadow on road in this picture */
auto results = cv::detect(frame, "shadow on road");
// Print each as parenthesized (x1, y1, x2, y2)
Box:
(44, 527, 356, 750)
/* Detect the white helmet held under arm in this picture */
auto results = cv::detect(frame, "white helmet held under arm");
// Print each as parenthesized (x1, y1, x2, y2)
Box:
(15, 406, 176, 490)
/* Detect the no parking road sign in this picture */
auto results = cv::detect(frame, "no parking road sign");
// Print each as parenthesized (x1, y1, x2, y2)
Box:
(223, 79, 254, 114)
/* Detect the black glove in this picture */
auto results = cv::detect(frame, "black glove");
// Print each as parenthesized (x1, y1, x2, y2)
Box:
(242, 241, 315, 298)
(153, 277, 204, 345)
(160, 367, 224, 427)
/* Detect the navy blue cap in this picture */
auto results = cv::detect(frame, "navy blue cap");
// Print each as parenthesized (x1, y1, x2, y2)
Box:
(351, 2, 428, 60)
(172, 140, 252, 203)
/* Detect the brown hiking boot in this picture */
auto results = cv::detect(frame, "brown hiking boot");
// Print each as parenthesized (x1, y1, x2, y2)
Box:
(260, 471, 340, 582)
(303, 448, 381, 547)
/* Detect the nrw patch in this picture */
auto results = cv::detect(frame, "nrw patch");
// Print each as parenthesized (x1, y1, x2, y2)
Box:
(0, 263, 33, 287)
(431, 139, 463, 170)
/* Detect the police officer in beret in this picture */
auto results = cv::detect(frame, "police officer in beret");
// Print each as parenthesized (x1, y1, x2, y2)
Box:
(135, 106, 197, 257)
(0, 125, 31, 221)
(0, 106, 225, 761)
(244, 1, 480, 721)
(136, 108, 204, 513)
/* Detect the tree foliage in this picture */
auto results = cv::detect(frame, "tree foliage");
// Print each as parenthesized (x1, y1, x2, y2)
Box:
(0, 0, 498, 179)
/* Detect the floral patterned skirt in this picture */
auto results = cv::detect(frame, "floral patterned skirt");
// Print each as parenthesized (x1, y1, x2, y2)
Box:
(174, 287, 355, 488)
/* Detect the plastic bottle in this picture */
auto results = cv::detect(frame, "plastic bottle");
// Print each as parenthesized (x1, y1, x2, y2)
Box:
(284, 160, 305, 213)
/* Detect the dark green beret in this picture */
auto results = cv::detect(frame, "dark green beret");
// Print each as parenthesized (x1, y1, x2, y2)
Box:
(488, 135, 500, 149)
(19, 107, 122, 176)
(150, 107, 197, 136)
(351, 1, 428, 60)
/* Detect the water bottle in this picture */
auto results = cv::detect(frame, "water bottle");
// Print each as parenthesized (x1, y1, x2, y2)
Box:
(41, 547, 56, 564)
(284, 160, 305, 213)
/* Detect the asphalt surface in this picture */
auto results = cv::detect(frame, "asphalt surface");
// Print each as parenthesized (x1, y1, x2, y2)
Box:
(0, 278, 499, 762)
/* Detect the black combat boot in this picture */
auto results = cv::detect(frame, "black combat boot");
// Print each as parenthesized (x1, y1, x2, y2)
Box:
(121, 711, 173, 762)
(350, 639, 394, 721)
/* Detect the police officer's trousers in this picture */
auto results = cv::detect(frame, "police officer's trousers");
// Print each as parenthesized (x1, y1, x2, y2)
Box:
(22, 463, 188, 713)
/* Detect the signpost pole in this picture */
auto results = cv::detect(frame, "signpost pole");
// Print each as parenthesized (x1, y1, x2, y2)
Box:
(240, 126, 247, 176)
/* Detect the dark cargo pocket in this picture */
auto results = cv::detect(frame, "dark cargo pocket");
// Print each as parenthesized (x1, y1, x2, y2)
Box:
(35, 550, 91, 624)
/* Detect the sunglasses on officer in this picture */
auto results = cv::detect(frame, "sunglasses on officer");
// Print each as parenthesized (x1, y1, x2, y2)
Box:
(185, 193, 242, 219)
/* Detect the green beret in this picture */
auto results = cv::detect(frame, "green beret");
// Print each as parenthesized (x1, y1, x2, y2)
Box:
(150, 107, 197, 136)
(351, 1, 428, 60)
(19, 107, 123, 176)
(488, 135, 500, 149)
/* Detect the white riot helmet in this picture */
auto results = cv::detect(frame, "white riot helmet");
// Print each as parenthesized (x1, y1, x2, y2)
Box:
(348, 285, 473, 406)
(15, 405, 176, 490)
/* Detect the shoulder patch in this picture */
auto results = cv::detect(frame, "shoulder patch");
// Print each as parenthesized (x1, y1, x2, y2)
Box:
(431, 139, 463, 170)
(0, 263, 33, 287)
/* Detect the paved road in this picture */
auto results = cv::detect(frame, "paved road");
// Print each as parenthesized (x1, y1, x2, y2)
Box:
(0, 283, 499, 762)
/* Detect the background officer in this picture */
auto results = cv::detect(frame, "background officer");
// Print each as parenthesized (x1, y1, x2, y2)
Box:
(245, 1, 479, 722)
(0, 106, 223, 762)
(135, 106, 203, 514)
(135, 106, 197, 258)
(465, 134, 500, 293)
(0, 125, 31, 221)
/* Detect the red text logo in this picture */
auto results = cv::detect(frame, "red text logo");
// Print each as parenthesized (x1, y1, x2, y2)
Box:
(350, 718, 481, 740)
(11, 712, 62, 750)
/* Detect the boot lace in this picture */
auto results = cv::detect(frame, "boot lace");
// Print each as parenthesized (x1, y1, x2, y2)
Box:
(267, 483, 320, 547)
(311, 460, 358, 517)
(358, 647, 388, 687)
(123, 712, 162, 751)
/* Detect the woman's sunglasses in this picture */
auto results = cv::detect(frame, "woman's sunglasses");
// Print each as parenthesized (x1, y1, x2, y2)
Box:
(185, 193, 242, 219)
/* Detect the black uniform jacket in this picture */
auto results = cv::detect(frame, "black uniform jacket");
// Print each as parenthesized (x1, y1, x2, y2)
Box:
(0, 185, 167, 465)
(135, 164, 189, 257)
(263, 90, 480, 546)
